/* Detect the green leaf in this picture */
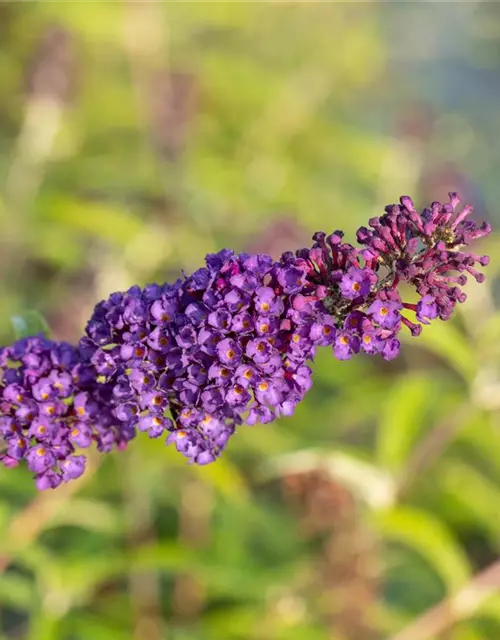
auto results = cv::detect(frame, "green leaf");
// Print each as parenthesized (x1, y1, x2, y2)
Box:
(40, 196, 144, 247)
(60, 615, 132, 640)
(42, 499, 122, 534)
(438, 459, 500, 541)
(374, 506, 471, 593)
(401, 321, 477, 382)
(447, 626, 489, 640)
(376, 373, 436, 472)
(457, 412, 500, 480)
(128, 542, 197, 573)
(0, 572, 34, 610)
(475, 594, 500, 627)
(191, 457, 250, 503)
(11, 310, 50, 339)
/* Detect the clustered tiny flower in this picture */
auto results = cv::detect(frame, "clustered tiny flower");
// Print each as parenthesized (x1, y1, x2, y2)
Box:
(81, 252, 319, 466)
(0, 193, 492, 488)
(284, 192, 491, 361)
(0, 337, 131, 489)
(356, 193, 491, 322)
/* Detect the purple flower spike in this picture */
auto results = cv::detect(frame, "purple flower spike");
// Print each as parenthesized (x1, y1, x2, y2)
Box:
(0, 189, 475, 479)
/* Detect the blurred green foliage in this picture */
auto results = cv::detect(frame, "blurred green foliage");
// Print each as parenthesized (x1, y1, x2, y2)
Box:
(1, 2, 500, 640)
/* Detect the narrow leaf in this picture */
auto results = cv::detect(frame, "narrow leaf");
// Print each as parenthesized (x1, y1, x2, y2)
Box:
(374, 506, 471, 593)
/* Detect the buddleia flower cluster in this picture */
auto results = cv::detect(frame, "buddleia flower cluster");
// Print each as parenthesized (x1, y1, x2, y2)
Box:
(0, 194, 492, 488)
(288, 192, 491, 359)
(80, 252, 319, 466)
(0, 337, 133, 489)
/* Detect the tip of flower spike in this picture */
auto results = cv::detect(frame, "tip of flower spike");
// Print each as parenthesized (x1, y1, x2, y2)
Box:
(400, 195, 415, 211)
(312, 231, 327, 245)
(481, 222, 493, 237)
(448, 192, 461, 209)
(326, 231, 344, 246)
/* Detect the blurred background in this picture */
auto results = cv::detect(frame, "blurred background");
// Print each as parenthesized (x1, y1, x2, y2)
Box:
(1, 2, 500, 639)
